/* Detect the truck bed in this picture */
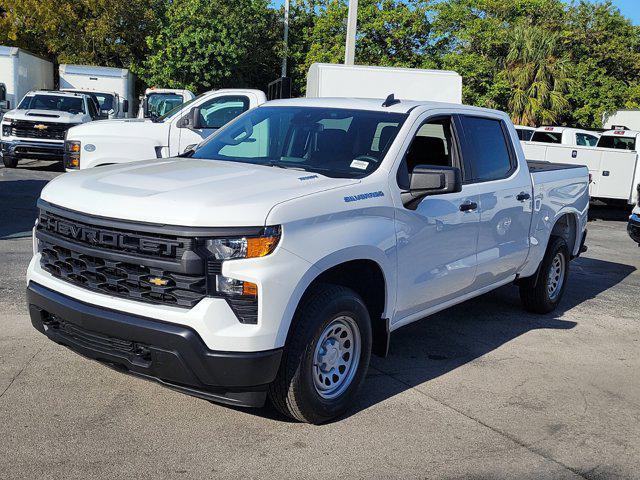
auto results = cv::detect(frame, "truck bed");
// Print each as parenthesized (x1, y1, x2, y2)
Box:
(526, 160, 585, 172)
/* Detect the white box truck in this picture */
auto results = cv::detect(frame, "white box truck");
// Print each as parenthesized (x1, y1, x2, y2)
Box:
(306, 63, 463, 104)
(603, 109, 640, 131)
(59, 64, 135, 119)
(0, 46, 53, 116)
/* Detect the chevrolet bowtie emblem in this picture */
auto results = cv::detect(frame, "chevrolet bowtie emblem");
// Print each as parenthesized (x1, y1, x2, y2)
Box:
(34, 124, 48, 130)
(148, 277, 169, 286)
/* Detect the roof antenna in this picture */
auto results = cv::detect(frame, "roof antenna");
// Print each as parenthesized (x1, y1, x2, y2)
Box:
(382, 93, 400, 107)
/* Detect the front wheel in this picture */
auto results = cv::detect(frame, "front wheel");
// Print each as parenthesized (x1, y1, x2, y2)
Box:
(519, 236, 570, 314)
(268, 284, 372, 424)
(2, 155, 18, 168)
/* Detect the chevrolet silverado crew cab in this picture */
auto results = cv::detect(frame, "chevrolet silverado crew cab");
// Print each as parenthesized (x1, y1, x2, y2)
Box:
(64, 89, 266, 170)
(27, 98, 589, 424)
(1, 90, 99, 168)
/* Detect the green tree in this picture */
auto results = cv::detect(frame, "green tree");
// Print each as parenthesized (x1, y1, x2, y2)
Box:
(0, 0, 162, 68)
(501, 25, 571, 126)
(141, 0, 281, 92)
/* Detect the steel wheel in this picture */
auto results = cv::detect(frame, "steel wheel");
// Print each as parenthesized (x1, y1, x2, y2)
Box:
(547, 251, 566, 301)
(312, 315, 361, 400)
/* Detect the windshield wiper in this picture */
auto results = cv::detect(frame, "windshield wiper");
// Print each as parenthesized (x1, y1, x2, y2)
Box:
(267, 160, 308, 171)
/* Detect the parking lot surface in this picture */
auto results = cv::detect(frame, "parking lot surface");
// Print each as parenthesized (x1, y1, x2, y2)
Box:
(1, 161, 639, 479)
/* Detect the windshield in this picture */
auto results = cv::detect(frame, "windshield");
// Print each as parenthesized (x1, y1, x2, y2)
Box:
(531, 131, 562, 144)
(92, 92, 115, 111)
(597, 135, 637, 150)
(18, 94, 85, 114)
(147, 93, 185, 118)
(192, 106, 407, 178)
(155, 94, 203, 122)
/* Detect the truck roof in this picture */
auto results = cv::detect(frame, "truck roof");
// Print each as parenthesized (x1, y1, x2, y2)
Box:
(600, 129, 640, 138)
(262, 97, 503, 116)
(533, 126, 599, 135)
(27, 90, 91, 98)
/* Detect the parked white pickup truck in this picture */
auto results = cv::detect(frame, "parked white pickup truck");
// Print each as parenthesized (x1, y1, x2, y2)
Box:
(27, 98, 588, 423)
(529, 126, 600, 147)
(1, 90, 100, 168)
(523, 129, 640, 205)
(64, 89, 266, 170)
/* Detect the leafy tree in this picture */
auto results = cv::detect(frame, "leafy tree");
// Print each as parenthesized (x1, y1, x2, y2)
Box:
(141, 0, 281, 92)
(501, 25, 571, 126)
(0, 0, 162, 68)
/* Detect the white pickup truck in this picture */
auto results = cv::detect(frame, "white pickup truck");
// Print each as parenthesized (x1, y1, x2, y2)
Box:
(523, 128, 640, 205)
(64, 89, 266, 170)
(1, 90, 100, 168)
(27, 98, 589, 424)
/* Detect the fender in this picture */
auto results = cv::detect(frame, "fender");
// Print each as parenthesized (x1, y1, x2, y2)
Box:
(275, 245, 394, 350)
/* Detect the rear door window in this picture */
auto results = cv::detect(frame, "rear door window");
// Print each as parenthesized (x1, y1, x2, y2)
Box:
(459, 116, 514, 182)
(531, 131, 562, 144)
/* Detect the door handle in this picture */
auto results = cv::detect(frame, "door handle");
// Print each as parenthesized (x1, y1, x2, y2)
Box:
(516, 192, 531, 202)
(459, 201, 478, 212)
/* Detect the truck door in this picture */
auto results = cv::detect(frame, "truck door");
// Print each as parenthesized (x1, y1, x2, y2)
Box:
(393, 115, 480, 321)
(457, 114, 532, 287)
(169, 94, 251, 156)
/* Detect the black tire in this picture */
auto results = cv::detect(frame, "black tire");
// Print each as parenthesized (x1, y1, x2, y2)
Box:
(519, 236, 570, 314)
(2, 155, 18, 168)
(268, 284, 372, 424)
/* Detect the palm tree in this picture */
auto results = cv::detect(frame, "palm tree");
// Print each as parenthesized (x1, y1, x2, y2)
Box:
(504, 25, 572, 126)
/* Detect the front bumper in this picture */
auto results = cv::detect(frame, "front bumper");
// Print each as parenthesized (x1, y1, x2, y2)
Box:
(628, 214, 640, 245)
(27, 282, 282, 407)
(1, 139, 64, 161)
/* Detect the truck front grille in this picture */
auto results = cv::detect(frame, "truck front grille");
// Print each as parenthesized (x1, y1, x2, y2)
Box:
(8, 120, 76, 141)
(35, 203, 259, 322)
(40, 240, 207, 308)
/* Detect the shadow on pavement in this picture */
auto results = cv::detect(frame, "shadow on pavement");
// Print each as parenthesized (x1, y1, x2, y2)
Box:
(588, 203, 632, 222)
(0, 179, 49, 239)
(254, 257, 635, 423)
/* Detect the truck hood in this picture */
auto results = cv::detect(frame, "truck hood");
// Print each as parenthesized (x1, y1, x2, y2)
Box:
(2, 109, 85, 124)
(41, 158, 359, 226)
(67, 117, 162, 139)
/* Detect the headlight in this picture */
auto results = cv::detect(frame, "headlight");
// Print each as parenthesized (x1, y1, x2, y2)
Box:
(64, 140, 81, 169)
(204, 226, 280, 260)
(204, 226, 280, 302)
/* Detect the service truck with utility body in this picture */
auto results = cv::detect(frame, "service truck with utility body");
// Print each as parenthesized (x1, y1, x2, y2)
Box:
(1, 90, 101, 168)
(523, 128, 640, 206)
(27, 96, 589, 423)
(64, 89, 266, 170)
(528, 126, 600, 148)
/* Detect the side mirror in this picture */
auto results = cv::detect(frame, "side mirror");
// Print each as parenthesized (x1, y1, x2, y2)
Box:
(191, 107, 204, 129)
(402, 165, 462, 209)
(122, 99, 129, 113)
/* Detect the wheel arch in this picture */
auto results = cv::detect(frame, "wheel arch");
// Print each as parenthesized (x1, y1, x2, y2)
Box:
(278, 248, 393, 357)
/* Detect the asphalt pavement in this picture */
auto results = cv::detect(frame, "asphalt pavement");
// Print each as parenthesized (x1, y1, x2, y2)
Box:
(0, 160, 638, 479)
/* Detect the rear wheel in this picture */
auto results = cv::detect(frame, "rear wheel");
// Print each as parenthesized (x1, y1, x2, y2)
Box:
(519, 236, 570, 313)
(268, 284, 372, 424)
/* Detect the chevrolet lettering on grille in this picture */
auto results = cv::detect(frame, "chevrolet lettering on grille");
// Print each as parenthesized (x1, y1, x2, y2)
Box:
(38, 212, 181, 257)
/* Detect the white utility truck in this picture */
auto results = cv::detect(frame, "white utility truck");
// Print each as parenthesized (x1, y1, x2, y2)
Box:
(138, 88, 196, 119)
(27, 94, 589, 423)
(59, 64, 135, 119)
(523, 129, 640, 205)
(64, 89, 266, 170)
(1, 90, 101, 168)
(528, 126, 600, 147)
(0, 47, 53, 115)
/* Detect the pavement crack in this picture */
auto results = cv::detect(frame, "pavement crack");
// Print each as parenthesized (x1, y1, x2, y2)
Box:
(0, 347, 43, 401)
(369, 365, 593, 480)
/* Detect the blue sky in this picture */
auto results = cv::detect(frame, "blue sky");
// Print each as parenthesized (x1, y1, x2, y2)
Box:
(609, 0, 640, 24)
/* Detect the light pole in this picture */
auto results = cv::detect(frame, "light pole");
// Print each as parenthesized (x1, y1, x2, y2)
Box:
(282, 0, 290, 77)
(345, 0, 358, 65)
